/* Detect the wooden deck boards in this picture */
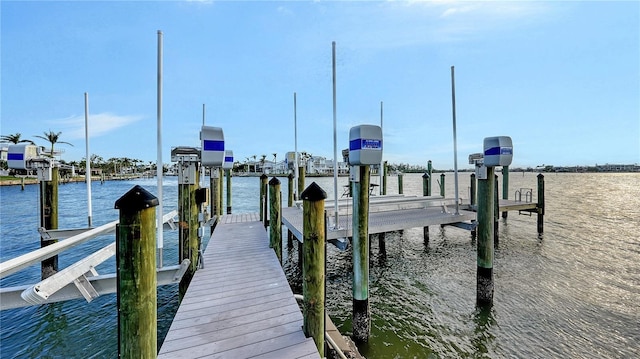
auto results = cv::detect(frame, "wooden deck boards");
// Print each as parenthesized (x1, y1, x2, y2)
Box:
(499, 199, 539, 212)
(158, 214, 319, 359)
(283, 202, 477, 242)
(283, 196, 540, 243)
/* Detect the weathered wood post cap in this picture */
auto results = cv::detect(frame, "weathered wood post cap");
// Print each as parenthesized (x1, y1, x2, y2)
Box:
(288, 172, 294, 180)
(269, 177, 281, 185)
(422, 173, 430, 179)
(300, 182, 327, 201)
(260, 173, 268, 180)
(114, 185, 159, 211)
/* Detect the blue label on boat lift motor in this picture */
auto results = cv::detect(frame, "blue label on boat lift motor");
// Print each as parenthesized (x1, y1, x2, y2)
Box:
(484, 146, 513, 156)
(7, 153, 24, 160)
(349, 139, 382, 151)
(203, 140, 224, 151)
(225, 156, 233, 163)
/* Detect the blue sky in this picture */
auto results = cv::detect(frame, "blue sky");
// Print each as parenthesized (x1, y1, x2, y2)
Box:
(2, 1, 638, 170)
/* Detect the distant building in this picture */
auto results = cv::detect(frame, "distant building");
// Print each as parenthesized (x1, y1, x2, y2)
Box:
(596, 163, 640, 172)
(0, 143, 8, 161)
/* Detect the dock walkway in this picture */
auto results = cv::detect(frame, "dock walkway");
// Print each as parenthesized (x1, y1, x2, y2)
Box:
(158, 213, 319, 359)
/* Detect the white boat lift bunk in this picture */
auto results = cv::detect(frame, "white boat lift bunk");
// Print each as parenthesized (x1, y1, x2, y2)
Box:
(0, 210, 189, 311)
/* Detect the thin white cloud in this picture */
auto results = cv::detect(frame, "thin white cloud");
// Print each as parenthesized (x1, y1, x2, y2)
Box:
(51, 113, 143, 140)
(363, 1, 552, 46)
(277, 5, 294, 16)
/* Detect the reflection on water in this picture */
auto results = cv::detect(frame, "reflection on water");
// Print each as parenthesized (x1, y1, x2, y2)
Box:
(1, 173, 639, 358)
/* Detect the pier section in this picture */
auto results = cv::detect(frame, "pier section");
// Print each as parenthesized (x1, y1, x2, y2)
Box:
(158, 213, 319, 359)
(283, 195, 477, 242)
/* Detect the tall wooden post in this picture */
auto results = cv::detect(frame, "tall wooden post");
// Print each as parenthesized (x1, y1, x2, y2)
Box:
(269, 177, 282, 264)
(494, 174, 499, 246)
(178, 162, 200, 299)
(502, 166, 509, 219)
(427, 160, 433, 196)
(477, 167, 495, 306)
(470, 173, 477, 240)
(218, 168, 223, 217)
(209, 168, 219, 235)
(440, 173, 446, 197)
(352, 165, 371, 343)
(225, 168, 232, 214)
(287, 172, 294, 207)
(537, 173, 545, 235)
(298, 165, 306, 200)
(398, 172, 403, 194)
(300, 182, 326, 357)
(260, 174, 268, 223)
(40, 166, 59, 279)
(114, 185, 158, 359)
(21, 176, 25, 191)
(422, 172, 430, 243)
(382, 161, 387, 195)
(470, 173, 477, 207)
(287, 172, 295, 247)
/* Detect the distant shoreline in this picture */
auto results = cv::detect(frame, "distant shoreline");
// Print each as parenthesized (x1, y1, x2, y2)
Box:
(2, 170, 638, 187)
(0, 175, 143, 186)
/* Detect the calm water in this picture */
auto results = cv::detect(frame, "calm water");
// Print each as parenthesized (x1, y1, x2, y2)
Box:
(1, 173, 639, 358)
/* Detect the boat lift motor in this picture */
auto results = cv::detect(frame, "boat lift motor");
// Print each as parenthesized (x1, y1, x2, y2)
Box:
(200, 126, 224, 168)
(171, 146, 200, 185)
(7, 143, 53, 181)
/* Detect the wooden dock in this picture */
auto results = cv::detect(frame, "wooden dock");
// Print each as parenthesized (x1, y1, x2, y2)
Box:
(282, 195, 541, 244)
(283, 195, 477, 241)
(498, 198, 539, 212)
(158, 213, 320, 359)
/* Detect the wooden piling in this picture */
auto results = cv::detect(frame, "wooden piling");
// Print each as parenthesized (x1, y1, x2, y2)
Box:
(300, 182, 326, 357)
(382, 161, 387, 195)
(209, 169, 219, 235)
(114, 185, 158, 359)
(287, 173, 294, 207)
(422, 173, 429, 197)
(39, 166, 59, 279)
(298, 166, 306, 200)
(470, 173, 477, 207)
(287, 173, 295, 247)
(537, 173, 545, 235)
(422, 172, 430, 243)
(427, 160, 433, 196)
(21, 177, 25, 191)
(218, 168, 223, 217)
(398, 172, 403, 194)
(178, 163, 200, 299)
(470, 173, 477, 240)
(440, 173, 446, 197)
(502, 166, 509, 219)
(269, 177, 282, 264)
(260, 174, 268, 224)
(477, 167, 495, 307)
(494, 174, 499, 246)
(225, 168, 232, 214)
(352, 165, 371, 343)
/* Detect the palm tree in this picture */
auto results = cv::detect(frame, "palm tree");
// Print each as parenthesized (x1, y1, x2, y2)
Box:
(272, 153, 277, 174)
(1, 133, 34, 144)
(107, 157, 120, 175)
(260, 155, 267, 173)
(34, 130, 73, 158)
